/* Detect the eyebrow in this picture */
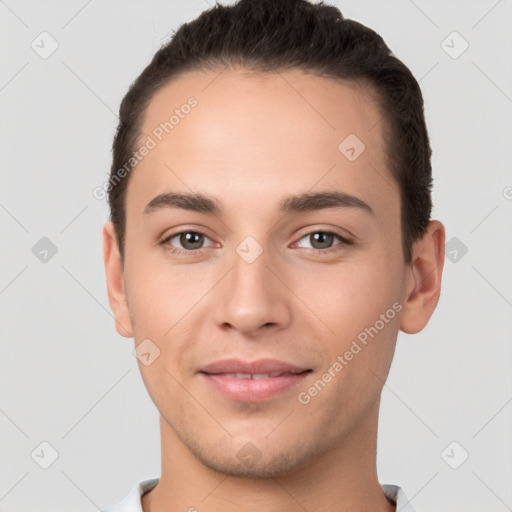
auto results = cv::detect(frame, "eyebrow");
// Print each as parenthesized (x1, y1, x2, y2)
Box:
(144, 190, 374, 217)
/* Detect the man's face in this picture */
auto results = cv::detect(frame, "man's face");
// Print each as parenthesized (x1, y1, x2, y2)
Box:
(117, 68, 410, 477)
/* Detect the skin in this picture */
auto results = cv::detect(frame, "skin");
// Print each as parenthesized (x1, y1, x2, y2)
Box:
(103, 68, 445, 512)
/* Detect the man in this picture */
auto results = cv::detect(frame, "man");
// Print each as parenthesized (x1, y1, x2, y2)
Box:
(101, 0, 445, 510)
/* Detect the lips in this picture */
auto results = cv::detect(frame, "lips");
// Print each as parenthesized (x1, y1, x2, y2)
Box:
(217, 372, 300, 379)
(199, 358, 311, 376)
(198, 358, 312, 402)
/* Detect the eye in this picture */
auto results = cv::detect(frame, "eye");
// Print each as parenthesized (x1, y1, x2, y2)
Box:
(160, 229, 352, 256)
(294, 230, 351, 254)
(161, 230, 214, 254)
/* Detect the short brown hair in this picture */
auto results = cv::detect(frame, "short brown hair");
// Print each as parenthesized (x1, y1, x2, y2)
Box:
(108, 0, 433, 264)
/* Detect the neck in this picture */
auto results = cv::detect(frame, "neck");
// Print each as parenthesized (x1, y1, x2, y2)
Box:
(142, 398, 394, 512)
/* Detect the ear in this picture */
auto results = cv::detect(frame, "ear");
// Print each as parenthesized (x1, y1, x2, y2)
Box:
(400, 220, 446, 334)
(102, 221, 134, 338)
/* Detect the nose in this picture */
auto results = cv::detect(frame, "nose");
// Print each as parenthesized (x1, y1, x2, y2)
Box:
(213, 246, 292, 336)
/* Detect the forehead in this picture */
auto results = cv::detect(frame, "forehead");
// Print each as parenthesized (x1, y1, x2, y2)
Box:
(127, 68, 398, 225)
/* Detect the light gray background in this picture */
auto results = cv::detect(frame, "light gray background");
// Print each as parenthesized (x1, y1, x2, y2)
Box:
(1, 1, 511, 511)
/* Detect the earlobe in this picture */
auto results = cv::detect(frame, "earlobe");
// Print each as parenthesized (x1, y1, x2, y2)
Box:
(102, 221, 134, 338)
(399, 220, 446, 334)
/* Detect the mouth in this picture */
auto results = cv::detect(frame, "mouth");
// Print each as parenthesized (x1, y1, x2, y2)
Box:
(198, 358, 313, 402)
(203, 370, 311, 379)
(199, 357, 311, 375)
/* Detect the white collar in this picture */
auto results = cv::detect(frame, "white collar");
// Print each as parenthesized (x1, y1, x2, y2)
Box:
(102, 478, 417, 512)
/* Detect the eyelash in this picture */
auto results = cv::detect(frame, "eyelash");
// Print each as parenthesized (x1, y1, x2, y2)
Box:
(160, 229, 352, 256)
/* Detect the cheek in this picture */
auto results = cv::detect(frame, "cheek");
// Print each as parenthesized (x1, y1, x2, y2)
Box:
(293, 256, 402, 390)
(124, 251, 205, 329)
(124, 256, 215, 374)
(291, 256, 396, 337)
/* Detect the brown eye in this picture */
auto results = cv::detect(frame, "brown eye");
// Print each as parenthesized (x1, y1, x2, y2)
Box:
(162, 231, 214, 253)
(177, 232, 204, 250)
(297, 231, 348, 250)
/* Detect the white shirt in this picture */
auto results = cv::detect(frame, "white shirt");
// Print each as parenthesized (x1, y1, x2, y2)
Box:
(102, 478, 417, 512)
